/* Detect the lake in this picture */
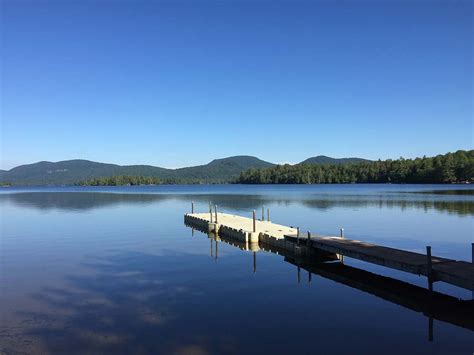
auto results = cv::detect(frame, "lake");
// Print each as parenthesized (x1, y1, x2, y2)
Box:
(0, 184, 473, 354)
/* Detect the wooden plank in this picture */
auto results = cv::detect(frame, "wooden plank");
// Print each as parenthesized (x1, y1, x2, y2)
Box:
(432, 261, 474, 291)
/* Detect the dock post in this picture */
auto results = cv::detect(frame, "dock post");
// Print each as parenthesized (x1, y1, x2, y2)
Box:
(191, 201, 194, 213)
(340, 228, 345, 263)
(267, 208, 270, 222)
(214, 205, 218, 223)
(209, 202, 213, 223)
(261, 206, 265, 221)
(307, 231, 311, 247)
(253, 210, 256, 232)
(427, 246, 433, 292)
(297, 227, 300, 245)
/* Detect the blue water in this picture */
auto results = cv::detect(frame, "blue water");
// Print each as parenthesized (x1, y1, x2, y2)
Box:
(0, 185, 473, 354)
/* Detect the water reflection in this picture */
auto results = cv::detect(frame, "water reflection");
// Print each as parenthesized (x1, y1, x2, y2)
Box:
(2, 251, 230, 354)
(1, 192, 473, 216)
(2, 234, 472, 354)
(200, 228, 474, 336)
(2, 187, 473, 354)
(407, 189, 474, 195)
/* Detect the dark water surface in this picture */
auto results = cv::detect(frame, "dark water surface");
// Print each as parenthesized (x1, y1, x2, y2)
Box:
(0, 184, 473, 354)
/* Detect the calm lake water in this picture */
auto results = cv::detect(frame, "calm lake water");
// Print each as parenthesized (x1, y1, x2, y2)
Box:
(1, 184, 473, 354)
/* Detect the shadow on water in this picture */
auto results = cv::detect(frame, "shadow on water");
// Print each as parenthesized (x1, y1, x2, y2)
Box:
(1, 192, 473, 216)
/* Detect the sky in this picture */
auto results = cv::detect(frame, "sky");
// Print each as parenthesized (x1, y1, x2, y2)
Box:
(1, 0, 472, 170)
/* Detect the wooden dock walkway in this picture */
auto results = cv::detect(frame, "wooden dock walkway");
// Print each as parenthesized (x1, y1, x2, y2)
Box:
(290, 234, 474, 291)
(184, 210, 474, 291)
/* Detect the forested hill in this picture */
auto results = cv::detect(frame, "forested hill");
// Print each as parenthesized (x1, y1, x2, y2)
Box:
(299, 156, 371, 165)
(0, 156, 273, 185)
(237, 150, 474, 184)
(2, 152, 470, 185)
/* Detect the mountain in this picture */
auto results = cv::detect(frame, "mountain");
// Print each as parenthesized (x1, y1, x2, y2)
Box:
(0, 156, 274, 185)
(171, 156, 274, 180)
(299, 155, 371, 165)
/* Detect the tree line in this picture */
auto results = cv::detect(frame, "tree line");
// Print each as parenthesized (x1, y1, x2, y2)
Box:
(236, 150, 474, 184)
(75, 175, 187, 186)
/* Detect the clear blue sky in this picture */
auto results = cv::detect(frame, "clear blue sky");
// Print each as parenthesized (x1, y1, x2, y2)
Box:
(1, 0, 472, 170)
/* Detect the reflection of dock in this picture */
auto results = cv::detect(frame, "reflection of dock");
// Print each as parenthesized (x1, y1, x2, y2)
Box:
(286, 258, 474, 333)
(184, 210, 474, 291)
(185, 224, 474, 339)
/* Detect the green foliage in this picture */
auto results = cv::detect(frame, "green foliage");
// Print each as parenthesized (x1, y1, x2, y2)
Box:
(75, 175, 208, 186)
(236, 150, 474, 184)
(299, 155, 371, 165)
(76, 176, 165, 186)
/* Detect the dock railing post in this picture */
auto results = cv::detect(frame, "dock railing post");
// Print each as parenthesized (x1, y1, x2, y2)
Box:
(209, 202, 212, 223)
(261, 206, 265, 221)
(214, 205, 218, 223)
(191, 201, 194, 214)
(297, 227, 300, 245)
(427, 246, 433, 292)
(253, 210, 256, 232)
(340, 228, 345, 264)
(307, 231, 311, 247)
(267, 208, 270, 222)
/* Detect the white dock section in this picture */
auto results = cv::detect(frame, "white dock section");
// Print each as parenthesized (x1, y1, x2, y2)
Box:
(184, 212, 297, 244)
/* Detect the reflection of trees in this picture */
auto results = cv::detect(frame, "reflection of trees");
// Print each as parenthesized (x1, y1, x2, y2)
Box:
(1, 192, 473, 216)
(302, 198, 474, 216)
(0, 192, 164, 211)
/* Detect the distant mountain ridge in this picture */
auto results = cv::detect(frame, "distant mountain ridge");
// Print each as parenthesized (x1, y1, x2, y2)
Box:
(299, 155, 371, 165)
(0, 155, 370, 185)
(0, 156, 274, 185)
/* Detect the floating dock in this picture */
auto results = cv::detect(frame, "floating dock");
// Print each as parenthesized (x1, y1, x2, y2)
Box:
(184, 210, 474, 291)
